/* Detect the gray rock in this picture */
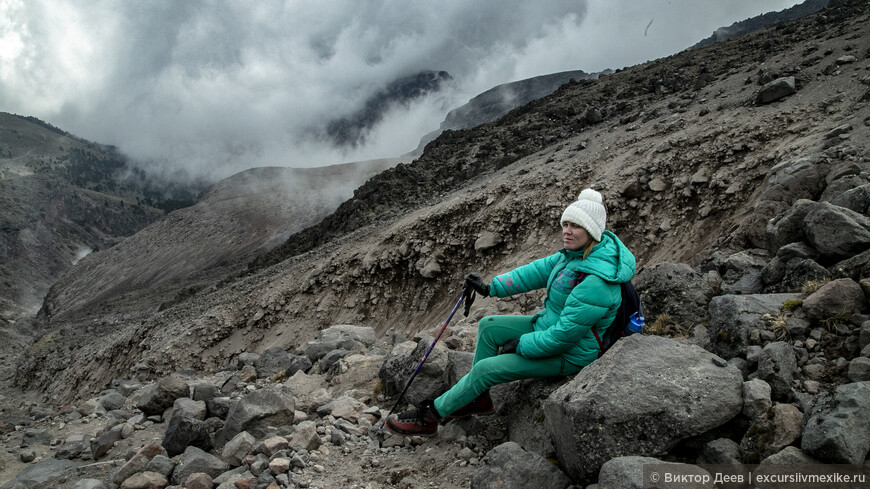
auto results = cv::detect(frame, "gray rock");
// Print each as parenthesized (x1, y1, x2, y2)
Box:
(6, 458, 78, 486)
(162, 413, 213, 456)
(757, 342, 798, 401)
(831, 184, 870, 215)
(848, 357, 870, 382)
(707, 293, 802, 359)
(445, 351, 474, 386)
(698, 438, 741, 465)
(112, 442, 164, 486)
(633, 262, 719, 328)
(777, 241, 818, 262)
(71, 480, 108, 489)
(192, 383, 221, 403)
(97, 390, 126, 411)
(290, 420, 321, 452)
(597, 456, 709, 489)
(765, 199, 819, 252)
(55, 434, 89, 460)
(802, 278, 866, 321)
(761, 162, 825, 209)
(756, 76, 796, 104)
(779, 258, 831, 293)
(20, 428, 51, 447)
(739, 403, 803, 464)
(831, 249, 870, 283)
(378, 335, 449, 406)
(759, 446, 819, 465)
(304, 325, 376, 361)
(136, 376, 190, 416)
(801, 381, 870, 464)
(217, 386, 296, 446)
(222, 431, 255, 467)
(254, 347, 312, 379)
(861, 321, 870, 350)
(760, 256, 786, 287)
(170, 446, 229, 486)
(90, 429, 122, 460)
(235, 352, 260, 369)
(114, 380, 141, 397)
(805, 202, 870, 262)
(470, 441, 571, 489)
(172, 397, 207, 421)
(206, 397, 232, 420)
(319, 348, 349, 373)
(144, 454, 174, 478)
(722, 249, 769, 295)
(499, 377, 570, 457)
(544, 335, 743, 482)
(742, 379, 772, 419)
(213, 466, 252, 486)
(474, 231, 503, 251)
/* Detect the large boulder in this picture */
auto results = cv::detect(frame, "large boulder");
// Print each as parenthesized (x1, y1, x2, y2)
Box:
(136, 376, 190, 416)
(801, 381, 870, 464)
(804, 202, 870, 262)
(759, 160, 825, 207)
(216, 386, 295, 446)
(470, 441, 571, 489)
(721, 249, 769, 295)
(498, 377, 572, 457)
(633, 262, 720, 327)
(756, 342, 799, 401)
(801, 278, 866, 321)
(830, 183, 870, 215)
(543, 335, 743, 482)
(707, 293, 802, 359)
(831, 249, 870, 282)
(254, 347, 312, 379)
(304, 325, 376, 361)
(597, 456, 710, 489)
(162, 414, 213, 456)
(765, 199, 820, 252)
(739, 403, 803, 463)
(378, 336, 450, 406)
(170, 446, 229, 486)
(756, 76, 797, 104)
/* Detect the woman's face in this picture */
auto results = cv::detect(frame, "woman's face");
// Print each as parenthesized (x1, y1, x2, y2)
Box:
(562, 222, 591, 251)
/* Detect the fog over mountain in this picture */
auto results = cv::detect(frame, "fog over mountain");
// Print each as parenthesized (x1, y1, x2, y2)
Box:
(0, 0, 802, 181)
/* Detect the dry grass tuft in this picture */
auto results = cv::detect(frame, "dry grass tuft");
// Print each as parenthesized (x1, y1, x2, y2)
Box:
(802, 279, 830, 295)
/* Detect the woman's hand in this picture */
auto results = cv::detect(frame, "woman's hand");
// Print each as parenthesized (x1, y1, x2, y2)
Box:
(464, 273, 490, 296)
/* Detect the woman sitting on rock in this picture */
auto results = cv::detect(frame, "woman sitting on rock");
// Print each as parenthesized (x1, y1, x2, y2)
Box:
(387, 188, 637, 437)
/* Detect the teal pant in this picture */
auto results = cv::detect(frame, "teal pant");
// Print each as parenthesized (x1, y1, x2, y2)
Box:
(433, 315, 584, 416)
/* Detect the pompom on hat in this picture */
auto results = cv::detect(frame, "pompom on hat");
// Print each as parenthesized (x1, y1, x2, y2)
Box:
(560, 189, 606, 242)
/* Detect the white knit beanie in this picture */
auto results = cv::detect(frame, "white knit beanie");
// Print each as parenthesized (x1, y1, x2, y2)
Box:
(560, 189, 606, 241)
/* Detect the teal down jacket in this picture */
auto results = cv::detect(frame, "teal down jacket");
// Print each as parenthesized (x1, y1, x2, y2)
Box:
(489, 230, 636, 367)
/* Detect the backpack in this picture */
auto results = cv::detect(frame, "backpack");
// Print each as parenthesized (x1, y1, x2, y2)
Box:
(591, 281, 644, 357)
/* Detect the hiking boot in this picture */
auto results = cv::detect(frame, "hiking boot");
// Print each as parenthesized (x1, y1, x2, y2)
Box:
(385, 400, 440, 437)
(446, 391, 495, 419)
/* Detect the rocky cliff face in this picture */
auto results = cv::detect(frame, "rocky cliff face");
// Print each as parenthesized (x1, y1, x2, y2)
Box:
(0, 114, 199, 323)
(1, 3, 869, 488)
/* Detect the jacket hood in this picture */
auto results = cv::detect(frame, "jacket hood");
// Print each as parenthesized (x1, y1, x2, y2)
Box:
(564, 230, 635, 283)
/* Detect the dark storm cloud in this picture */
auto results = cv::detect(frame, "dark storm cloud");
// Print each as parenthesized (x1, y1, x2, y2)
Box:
(0, 0, 803, 182)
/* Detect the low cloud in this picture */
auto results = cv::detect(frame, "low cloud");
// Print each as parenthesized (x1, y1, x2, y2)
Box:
(0, 0, 803, 182)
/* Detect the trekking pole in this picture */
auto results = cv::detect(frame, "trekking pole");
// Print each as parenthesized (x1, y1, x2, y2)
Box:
(377, 287, 472, 428)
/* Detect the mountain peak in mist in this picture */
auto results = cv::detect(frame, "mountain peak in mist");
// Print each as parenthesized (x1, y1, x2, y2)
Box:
(325, 70, 453, 148)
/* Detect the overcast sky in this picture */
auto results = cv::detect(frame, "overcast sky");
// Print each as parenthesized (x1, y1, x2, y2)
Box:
(0, 0, 804, 182)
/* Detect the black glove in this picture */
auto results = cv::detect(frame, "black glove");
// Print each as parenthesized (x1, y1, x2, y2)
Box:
(464, 273, 490, 297)
(500, 339, 519, 354)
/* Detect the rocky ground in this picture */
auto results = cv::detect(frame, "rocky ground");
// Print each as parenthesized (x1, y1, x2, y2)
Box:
(1, 2, 870, 488)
